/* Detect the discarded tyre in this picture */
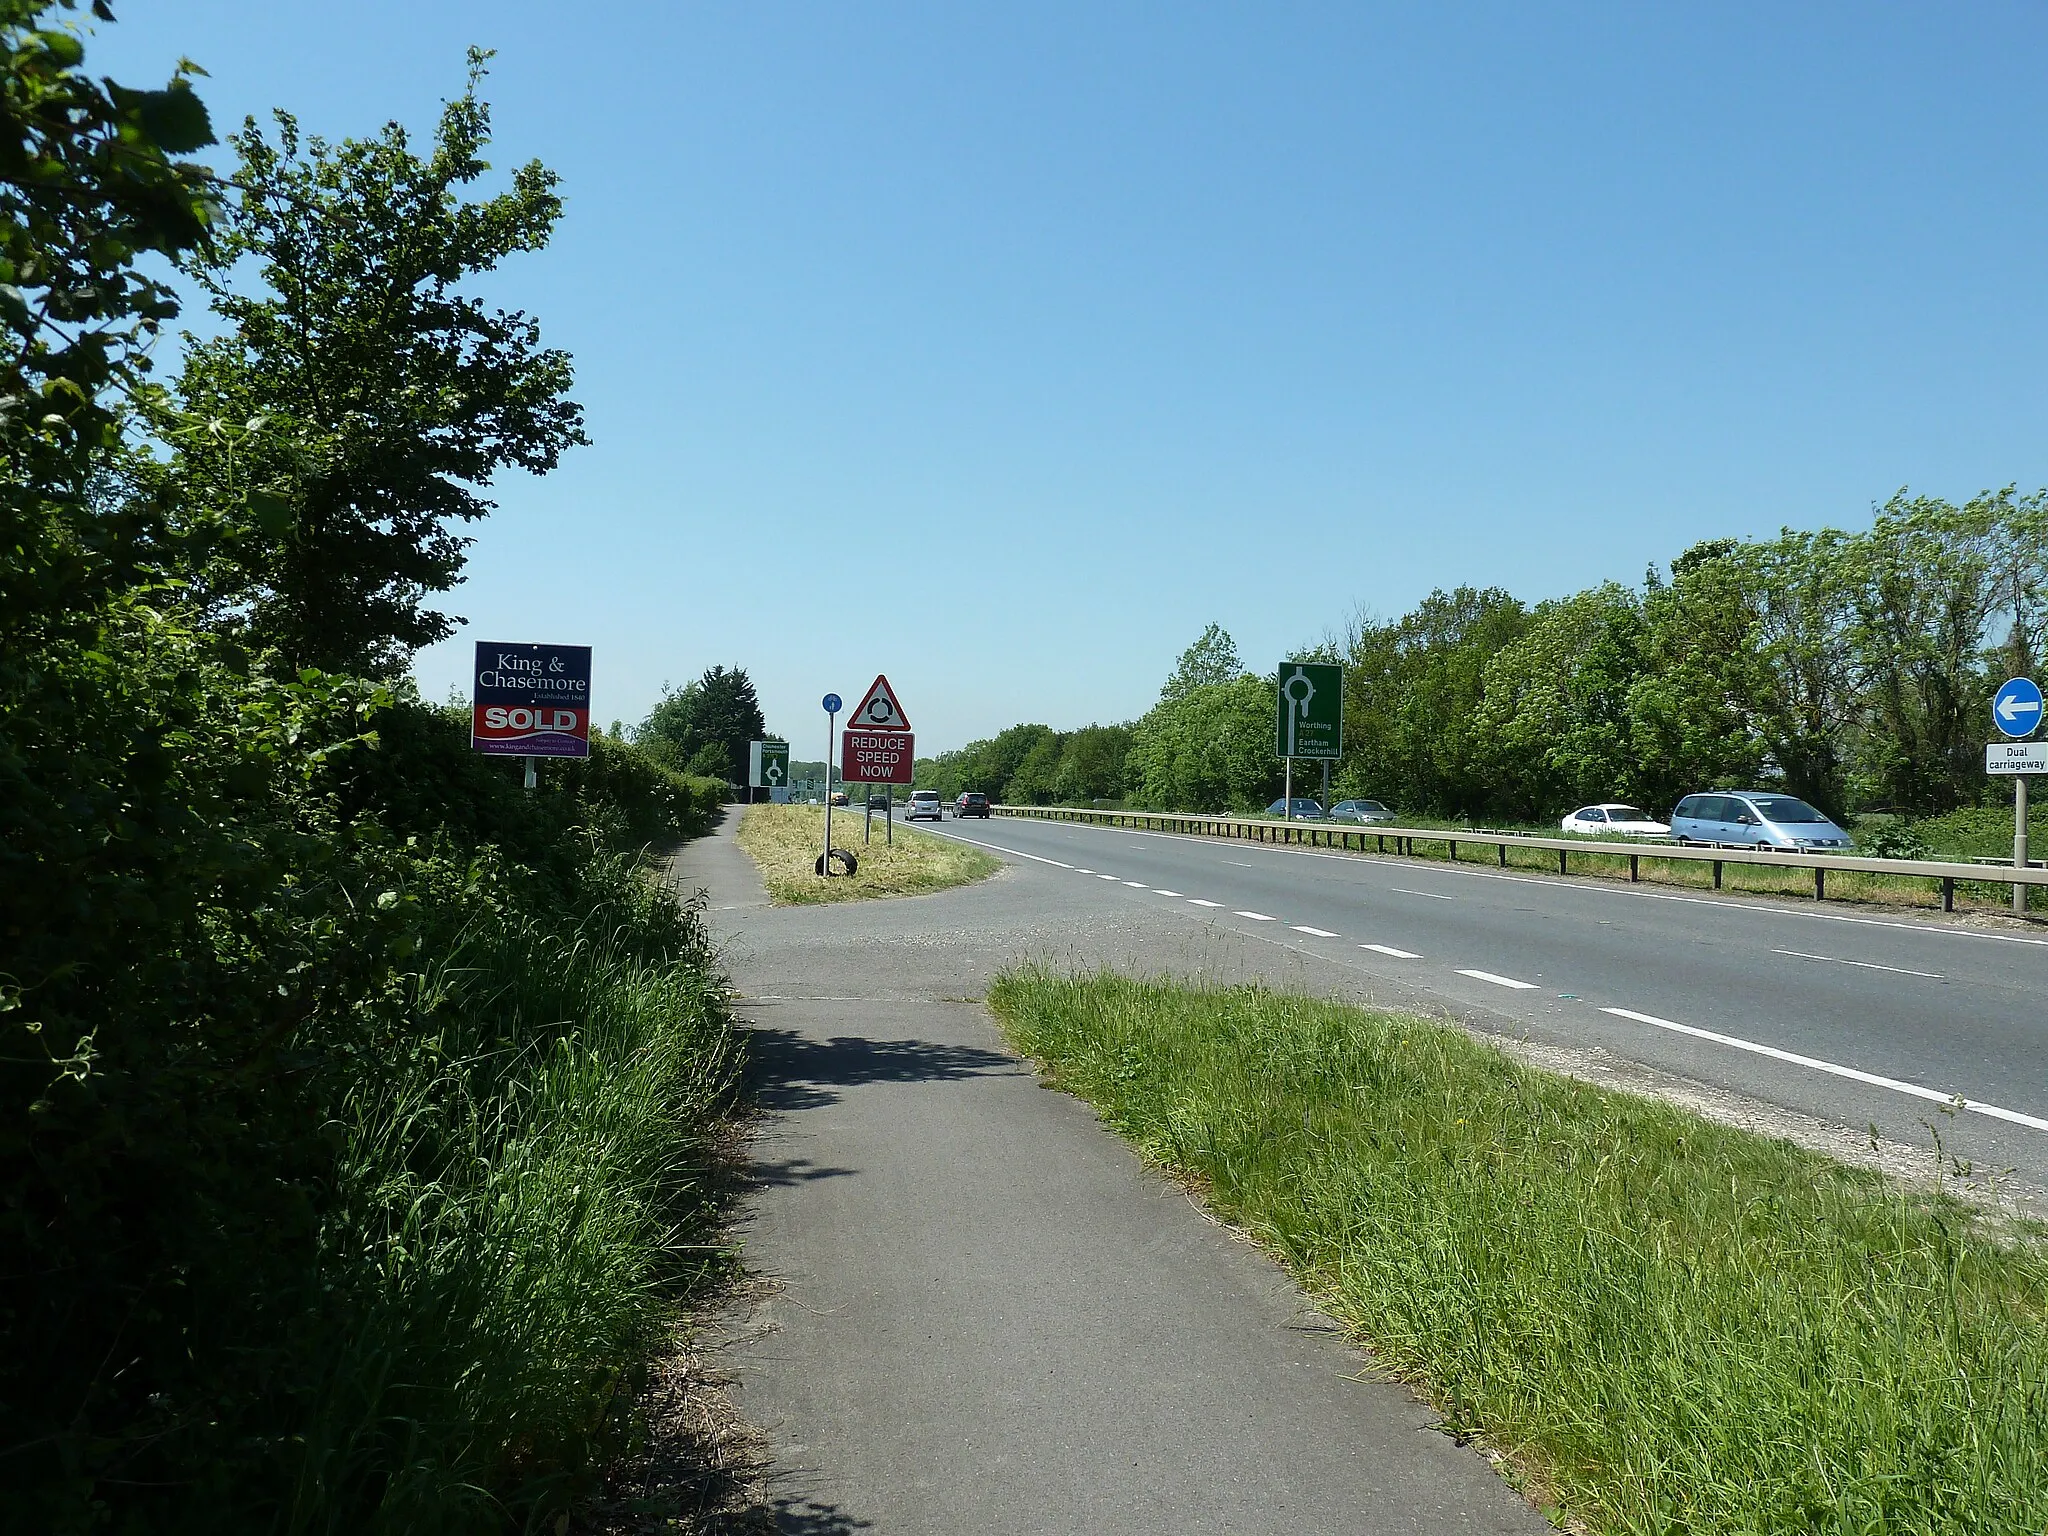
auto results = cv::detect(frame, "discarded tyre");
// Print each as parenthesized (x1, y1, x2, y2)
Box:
(815, 846, 859, 877)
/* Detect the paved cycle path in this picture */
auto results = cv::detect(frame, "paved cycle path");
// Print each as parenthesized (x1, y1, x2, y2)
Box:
(675, 814, 1546, 1535)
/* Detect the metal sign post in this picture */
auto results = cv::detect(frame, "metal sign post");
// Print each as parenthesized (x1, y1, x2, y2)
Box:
(1993, 678, 2044, 916)
(821, 693, 842, 874)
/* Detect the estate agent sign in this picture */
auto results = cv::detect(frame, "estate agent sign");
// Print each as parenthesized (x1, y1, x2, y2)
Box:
(472, 642, 592, 758)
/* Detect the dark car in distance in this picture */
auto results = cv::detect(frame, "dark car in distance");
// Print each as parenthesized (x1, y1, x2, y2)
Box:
(954, 792, 990, 818)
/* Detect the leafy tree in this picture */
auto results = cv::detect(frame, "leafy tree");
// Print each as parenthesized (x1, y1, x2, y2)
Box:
(1338, 587, 1527, 816)
(1476, 584, 1645, 816)
(637, 665, 764, 783)
(163, 49, 585, 673)
(0, 0, 213, 645)
(1053, 722, 1132, 803)
(1161, 622, 1244, 701)
(1127, 676, 1279, 812)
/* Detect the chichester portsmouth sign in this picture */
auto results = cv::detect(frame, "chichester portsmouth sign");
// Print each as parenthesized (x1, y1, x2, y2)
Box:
(472, 642, 592, 758)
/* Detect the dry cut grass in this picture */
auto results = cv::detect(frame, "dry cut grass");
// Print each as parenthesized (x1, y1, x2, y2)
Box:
(736, 803, 1000, 904)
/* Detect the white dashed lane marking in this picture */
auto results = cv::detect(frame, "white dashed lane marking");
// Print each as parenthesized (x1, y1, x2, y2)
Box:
(1361, 944, 1421, 958)
(1291, 926, 1340, 937)
(1772, 948, 1942, 980)
(1391, 888, 1456, 901)
(1235, 911, 1277, 922)
(1459, 969, 1540, 990)
(1153, 889, 1184, 897)
(1602, 1007, 2048, 1133)
(1122, 881, 1148, 888)
(1188, 899, 1223, 908)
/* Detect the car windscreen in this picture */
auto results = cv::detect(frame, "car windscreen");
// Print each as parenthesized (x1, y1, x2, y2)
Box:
(1358, 801, 1385, 812)
(1747, 796, 1826, 823)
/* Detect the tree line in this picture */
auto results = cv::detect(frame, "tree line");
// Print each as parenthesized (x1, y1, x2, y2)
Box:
(922, 492, 2048, 823)
(2, 11, 736, 1529)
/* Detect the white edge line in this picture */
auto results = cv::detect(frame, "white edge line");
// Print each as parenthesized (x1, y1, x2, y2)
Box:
(1361, 944, 1421, 958)
(1772, 948, 1942, 979)
(1458, 969, 1540, 990)
(1602, 1007, 2048, 1132)
(1291, 925, 1340, 937)
(1234, 910, 1277, 921)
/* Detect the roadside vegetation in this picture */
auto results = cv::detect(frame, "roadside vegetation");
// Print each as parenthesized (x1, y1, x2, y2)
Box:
(921, 494, 2048, 839)
(737, 803, 1000, 904)
(1, 13, 740, 1529)
(990, 969, 2048, 1536)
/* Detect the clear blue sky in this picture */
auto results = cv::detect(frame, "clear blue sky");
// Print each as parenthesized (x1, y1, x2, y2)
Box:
(93, 3, 2048, 753)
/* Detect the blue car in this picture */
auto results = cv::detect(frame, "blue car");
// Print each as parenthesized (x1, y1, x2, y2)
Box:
(1669, 791, 1852, 851)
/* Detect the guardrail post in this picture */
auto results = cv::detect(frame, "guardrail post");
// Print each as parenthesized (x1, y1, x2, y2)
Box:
(1942, 876, 1954, 912)
(1559, 848, 1568, 876)
(1630, 854, 1639, 883)
(1713, 860, 1722, 889)
(1814, 867, 1825, 902)
(1498, 843, 1506, 867)
(1449, 839, 1458, 862)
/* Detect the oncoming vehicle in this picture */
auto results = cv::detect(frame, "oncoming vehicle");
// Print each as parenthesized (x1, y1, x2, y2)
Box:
(954, 792, 990, 818)
(1328, 799, 1395, 825)
(1561, 804, 1669, 838)
(1669, 791, 1853, 850)
(905, 789, 944, 821)
(1264, 797, 1326, 820)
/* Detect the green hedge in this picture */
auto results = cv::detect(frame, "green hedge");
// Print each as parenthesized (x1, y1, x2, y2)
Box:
(0, 621, 739, 1533)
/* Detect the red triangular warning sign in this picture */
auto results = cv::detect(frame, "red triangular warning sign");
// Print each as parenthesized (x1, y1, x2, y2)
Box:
(850, 673, 911, 730)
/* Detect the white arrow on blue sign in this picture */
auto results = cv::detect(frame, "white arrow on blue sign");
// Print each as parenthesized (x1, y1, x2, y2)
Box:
(1994, 677, 2043, 738)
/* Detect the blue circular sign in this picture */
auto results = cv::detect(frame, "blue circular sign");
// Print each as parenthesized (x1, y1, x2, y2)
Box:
(822, 693, 842, 714)
(1994, 677, 2043, 739)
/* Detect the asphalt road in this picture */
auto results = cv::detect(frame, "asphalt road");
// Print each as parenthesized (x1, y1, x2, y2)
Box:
(924, 811, 2048, 1198)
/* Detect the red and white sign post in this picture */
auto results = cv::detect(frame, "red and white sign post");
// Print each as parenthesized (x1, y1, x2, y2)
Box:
(841, 675, 913, 845)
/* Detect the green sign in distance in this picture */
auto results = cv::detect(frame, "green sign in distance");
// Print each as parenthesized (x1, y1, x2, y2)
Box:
(749, 739, 791, 789)
(1274, 661, 1343, 760)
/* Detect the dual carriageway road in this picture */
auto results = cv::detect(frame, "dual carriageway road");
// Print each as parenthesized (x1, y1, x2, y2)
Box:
(923, 810, 2048, 1199)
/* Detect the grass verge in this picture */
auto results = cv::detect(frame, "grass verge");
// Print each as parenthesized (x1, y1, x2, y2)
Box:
(988, 967, 2048, 1535)
(737, 803, 1000, 904)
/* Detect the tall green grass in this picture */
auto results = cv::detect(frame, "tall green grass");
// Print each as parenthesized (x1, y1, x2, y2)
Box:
(288, 856, 743, 1533)
(990, 968, 2048, 1535)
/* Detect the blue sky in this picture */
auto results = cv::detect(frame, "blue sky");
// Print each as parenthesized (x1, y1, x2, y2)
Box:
(93, 3, 2048, 752)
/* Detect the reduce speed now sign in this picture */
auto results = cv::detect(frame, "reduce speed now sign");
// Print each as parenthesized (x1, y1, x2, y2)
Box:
(842, 729, 914, 784)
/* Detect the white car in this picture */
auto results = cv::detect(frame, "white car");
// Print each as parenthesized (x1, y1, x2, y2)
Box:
(1561, 804, 1669, 838)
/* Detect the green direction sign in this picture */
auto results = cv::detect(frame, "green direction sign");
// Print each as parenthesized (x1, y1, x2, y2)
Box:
(749, 739, 791, 789)
(1274, 661, 1343, 760)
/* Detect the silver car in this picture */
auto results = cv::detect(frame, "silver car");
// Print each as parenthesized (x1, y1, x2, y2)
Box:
(1669, 791, 1852, 850)
(1328, 799, 1395, 824)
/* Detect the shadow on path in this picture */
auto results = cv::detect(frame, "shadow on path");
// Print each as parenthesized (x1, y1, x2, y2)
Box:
(765, 1497, 873, 1533)
(744, 1023, 1019, 1111)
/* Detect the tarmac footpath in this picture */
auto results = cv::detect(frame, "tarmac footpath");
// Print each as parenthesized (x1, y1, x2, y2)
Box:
(674, 812, 1548, 1535)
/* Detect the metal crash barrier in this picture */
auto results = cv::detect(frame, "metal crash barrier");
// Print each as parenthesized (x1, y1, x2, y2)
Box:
(989, 805, 2048, 912)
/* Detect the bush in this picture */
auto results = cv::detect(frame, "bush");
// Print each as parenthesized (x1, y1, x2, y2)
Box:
(0, 621, 740, 1533)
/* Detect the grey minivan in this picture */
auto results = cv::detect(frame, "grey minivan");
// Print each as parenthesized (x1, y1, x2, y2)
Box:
(1669, 791, 1852, 850)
